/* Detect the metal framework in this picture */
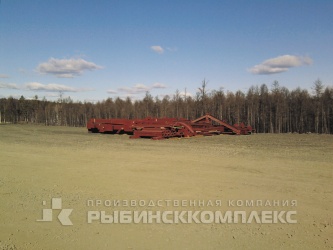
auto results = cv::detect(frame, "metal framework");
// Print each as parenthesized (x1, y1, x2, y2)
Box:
(87, 114, 253, 140)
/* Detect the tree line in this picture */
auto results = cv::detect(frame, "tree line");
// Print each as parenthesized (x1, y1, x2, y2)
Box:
(0, 79, 332, 134)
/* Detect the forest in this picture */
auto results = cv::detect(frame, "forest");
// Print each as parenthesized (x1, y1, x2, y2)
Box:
(0, 79, 332, 134)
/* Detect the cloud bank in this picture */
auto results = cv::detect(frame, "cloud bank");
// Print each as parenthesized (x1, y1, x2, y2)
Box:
(249, 55, 313, 75)
(25, 82, 93, 92)
(152, 82, 167, 89)
(109, 82, 167, 95)
(106, 89, 117, 94)
(0, 83, 19, 89)
(26, 82, 77, 92)
(36, 57, 102, 78)
(118, 84, 151, 94)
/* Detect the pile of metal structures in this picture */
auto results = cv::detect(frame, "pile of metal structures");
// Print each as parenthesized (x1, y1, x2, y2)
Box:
(87, 114, 253, 140)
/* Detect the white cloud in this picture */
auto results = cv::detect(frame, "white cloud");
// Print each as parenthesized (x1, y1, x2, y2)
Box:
(25, 82, 93, 92)
(36, 57, 102, 78)
(117, 86, 134, 93)
(118, 84, 150, 94)
(107, 89, 117, 94)
(0, 83, 19, 89)
(0, 74, 9, 78)
(152, 82, 167, 89)
(0, 81, 93, 93)
(151, 45, 164, 54)
(26, 82, 74, 92)
(179, 91, 193, 98)
(116, 82, 167, 95)
(133, 83, 150, 91)
(249, 55, 313, 75)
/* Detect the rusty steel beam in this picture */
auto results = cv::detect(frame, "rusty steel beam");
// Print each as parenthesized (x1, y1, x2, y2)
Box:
(87, 114, 253, 139)
(191, 114, 241, 134)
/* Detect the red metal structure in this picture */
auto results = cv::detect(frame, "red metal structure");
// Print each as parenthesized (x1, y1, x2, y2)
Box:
(191, 114, 252, 135)
(87, 114, 253, 140)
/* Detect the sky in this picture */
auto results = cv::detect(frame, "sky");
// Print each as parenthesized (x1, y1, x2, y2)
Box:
(0, 0, 332, 102)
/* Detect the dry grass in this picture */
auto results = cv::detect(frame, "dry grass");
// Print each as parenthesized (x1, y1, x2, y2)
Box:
(0, 124, 332, 249)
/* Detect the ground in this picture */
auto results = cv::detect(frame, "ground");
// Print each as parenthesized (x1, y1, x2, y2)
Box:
(0, 124, 332, 250)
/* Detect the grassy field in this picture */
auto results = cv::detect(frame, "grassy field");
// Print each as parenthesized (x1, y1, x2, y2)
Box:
(0, 124, 332, 249)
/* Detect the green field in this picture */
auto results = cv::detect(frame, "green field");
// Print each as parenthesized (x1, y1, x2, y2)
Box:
(0, 124, 332, 249)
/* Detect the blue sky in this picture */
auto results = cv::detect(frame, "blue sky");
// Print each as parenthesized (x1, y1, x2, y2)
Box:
(0, 0, 332, 101)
